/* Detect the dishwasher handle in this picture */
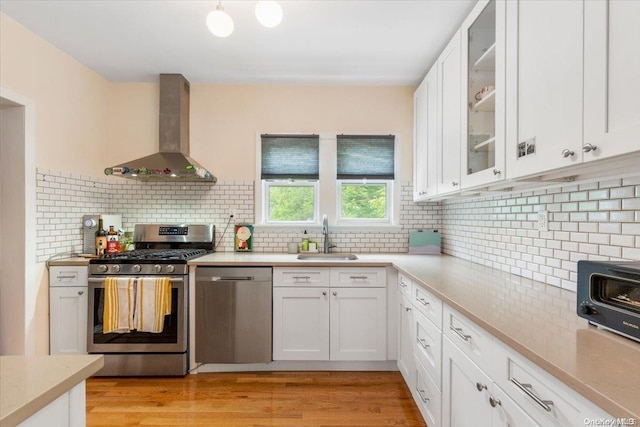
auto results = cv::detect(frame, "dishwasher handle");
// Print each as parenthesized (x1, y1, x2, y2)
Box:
(207, 276, 257, 281)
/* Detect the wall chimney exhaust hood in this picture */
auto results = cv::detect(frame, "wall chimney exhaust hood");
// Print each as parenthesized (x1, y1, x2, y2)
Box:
(105, 74, 217, 182)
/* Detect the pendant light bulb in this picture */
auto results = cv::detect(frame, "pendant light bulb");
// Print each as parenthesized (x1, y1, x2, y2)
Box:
(255, 1, 283, 28)
(207, 2, 234, 38)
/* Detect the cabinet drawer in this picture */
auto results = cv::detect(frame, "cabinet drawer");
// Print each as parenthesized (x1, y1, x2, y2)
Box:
(330, 267, 386, 288)
(398, 273, 412, 299)
(443, 305, 492, 372)
(49, 266, 88, 287)
(414, 356, 442, 427)
(412, 284, 442, 329)
(493, 341, 607, 426)
(273, 267, 330, 287)
(413, 308, 442, 389)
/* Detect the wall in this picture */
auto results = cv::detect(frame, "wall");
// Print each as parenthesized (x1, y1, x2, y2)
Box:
(36, 170, 441, 262)
(108, 83, 415, 182)
(442, 176, 640, 291)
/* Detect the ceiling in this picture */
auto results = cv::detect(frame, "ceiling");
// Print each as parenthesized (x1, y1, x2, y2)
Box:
(1, 0, 475, 85)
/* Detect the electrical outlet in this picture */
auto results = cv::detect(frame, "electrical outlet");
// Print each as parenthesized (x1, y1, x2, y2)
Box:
(537, 210, 549, 232)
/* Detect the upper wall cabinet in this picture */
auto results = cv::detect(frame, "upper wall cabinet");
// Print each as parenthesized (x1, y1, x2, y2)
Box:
(437, 30, 463, 195)
(413, 63, 439, 201)
(461, 0, 506, 189)
(504, 0, 584, 180)
(583, 0, 640, 161)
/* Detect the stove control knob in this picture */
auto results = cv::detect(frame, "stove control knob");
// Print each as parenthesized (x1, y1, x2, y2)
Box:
(166, 265, 175, 273)
(153, 264, 162, 273)
(131, 264, 142, 273)
(580, 303, 597, 316)
(112, 265, 121, 273)
(97, 265, 108, 273)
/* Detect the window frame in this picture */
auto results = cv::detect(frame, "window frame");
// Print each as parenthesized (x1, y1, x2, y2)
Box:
(255, 132, 400, 230)
(336, 179, 393, 225)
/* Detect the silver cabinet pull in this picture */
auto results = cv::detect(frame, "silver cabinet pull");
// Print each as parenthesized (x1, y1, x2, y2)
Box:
(416, 387, 429, 403)
(349, 276, 368, 280)
(561, 149, 575, 158)
(417, 337, 429, 350)
(582, 143, 597, 153)
(493, 169, 501, 176)
(56, 275, 78, 280)
(405, 307, 412, 312)
(292, 276, 311, 280)
(78, 290, 84, 296)
(332, 291, 337, 296)
(416, 297, 429, 306)
(476, 382, 487, 392)
(510, 378, 554, 412)
(450, 325, 471, 342)
(399, 282, 408, 288)
(322, 291, 327, 296)
(452, 181, 459, 187)
(489, 396, 502, 407)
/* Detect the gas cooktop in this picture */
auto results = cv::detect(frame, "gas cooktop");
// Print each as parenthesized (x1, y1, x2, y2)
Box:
(92, 248, 208, 263)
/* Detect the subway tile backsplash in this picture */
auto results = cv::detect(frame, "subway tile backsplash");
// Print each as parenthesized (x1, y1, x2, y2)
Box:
(36, 168, 640, 291)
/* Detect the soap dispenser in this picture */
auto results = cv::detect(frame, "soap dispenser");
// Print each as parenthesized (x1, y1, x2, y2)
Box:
(301, 230, 310, 252)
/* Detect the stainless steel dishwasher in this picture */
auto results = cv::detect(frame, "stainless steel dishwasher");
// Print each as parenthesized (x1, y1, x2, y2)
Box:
(195, 267, 272, 363)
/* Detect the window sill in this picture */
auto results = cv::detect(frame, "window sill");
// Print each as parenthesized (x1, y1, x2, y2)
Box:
(254, 224, 402, 233)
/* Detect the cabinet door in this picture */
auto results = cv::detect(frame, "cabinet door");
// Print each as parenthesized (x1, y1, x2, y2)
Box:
(49, 287, 87, 355)
(414, 63, 439, 201)
(505, 0, 584, 179)
(461, 0, 506, 188)
(584, 0, 640, 160)
(442, 336, 493, 427)
(437, 30, 462, 194)
(330, 287, 386, 361)
(491, 384, 541, 427)
(397, 293, 415, 384)
(272, 287, 329, 360)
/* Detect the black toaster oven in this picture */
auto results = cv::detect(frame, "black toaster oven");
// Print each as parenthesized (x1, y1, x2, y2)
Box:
(577, 260, 640, 343)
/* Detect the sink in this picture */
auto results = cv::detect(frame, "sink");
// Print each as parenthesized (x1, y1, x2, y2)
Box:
(297, 253, 358, 260)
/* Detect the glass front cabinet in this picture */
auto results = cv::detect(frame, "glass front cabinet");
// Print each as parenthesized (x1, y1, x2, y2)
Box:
(460, 0, 506, 189)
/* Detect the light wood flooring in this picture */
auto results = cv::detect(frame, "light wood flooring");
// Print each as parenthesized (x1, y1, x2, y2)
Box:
(86, 371, 427, 427)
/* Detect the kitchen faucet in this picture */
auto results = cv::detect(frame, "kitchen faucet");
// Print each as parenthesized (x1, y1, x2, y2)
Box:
(322, 214, 330, 253)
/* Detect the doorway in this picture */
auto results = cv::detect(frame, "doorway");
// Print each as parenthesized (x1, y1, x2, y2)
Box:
(0, 89, 36, 355)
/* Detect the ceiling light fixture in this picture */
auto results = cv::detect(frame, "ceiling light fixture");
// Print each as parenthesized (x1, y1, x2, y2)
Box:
(255, 1, 283, 28)
(207, 1, 234, 38)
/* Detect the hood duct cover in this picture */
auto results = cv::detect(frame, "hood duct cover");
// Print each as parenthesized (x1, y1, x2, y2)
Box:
(105, 74, 217, 182)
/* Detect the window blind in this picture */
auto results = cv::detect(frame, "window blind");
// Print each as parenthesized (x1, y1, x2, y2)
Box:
(261, 134, 320, 180)
(337, 134, 395, 179)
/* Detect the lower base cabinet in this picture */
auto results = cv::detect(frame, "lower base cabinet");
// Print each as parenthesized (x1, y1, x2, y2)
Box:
(18, 381, 86, 427)
(414, 356, 442, 427)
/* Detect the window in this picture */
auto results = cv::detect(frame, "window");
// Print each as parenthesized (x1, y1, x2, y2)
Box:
(260, 134, 319, 224)
(257, 132, 397, 228)
(336, 134, 394, 223)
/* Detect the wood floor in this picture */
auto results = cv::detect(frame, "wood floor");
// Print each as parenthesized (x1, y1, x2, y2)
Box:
(86, 371, 427, 427)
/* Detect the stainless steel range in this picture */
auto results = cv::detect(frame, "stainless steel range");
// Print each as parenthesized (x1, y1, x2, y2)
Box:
(88, 224, 214, 376)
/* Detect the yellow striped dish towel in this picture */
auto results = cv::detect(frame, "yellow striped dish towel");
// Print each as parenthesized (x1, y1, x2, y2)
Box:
(103, 277, 135, 333)
(135, 277, 172, 333)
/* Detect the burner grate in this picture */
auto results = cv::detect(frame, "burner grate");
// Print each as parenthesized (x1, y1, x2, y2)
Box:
(96, 248, 208, 262)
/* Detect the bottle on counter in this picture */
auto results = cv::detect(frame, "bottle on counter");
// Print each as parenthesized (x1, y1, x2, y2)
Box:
(106, 225, 119, 254)
(301, 230, 310, 252)
(95, 215, 107, 256)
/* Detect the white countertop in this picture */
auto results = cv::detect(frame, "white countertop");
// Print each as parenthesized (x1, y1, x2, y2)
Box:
(190, 252, 640, 419)
(0, 355, 104, 427)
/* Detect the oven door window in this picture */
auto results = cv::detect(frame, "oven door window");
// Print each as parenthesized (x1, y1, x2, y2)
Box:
(592, 274, 640, 314)
(92, 287, 180, 344)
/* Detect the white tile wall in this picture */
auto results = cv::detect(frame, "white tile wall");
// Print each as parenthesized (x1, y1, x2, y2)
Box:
(38, 167, 639, 291)
(36, 169, 441, 261)
(441, 177, 640, 291)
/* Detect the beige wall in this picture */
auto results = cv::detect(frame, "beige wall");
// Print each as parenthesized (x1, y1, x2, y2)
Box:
(0, 13, 110, 176)
(108, 83, 415, 182)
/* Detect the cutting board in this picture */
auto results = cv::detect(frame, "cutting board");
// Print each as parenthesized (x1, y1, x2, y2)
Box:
(409, 230, 441, 254)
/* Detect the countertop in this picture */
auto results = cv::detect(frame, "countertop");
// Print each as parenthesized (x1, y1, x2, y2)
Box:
(0, 354, 104, 426)
(47, 256, 91, 266)
(190, 253, 640, 420)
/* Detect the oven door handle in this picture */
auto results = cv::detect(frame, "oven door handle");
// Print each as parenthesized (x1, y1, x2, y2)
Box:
(88, 277, 184, 284)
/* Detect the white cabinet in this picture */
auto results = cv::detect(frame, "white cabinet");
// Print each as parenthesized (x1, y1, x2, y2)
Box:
(584, 0, 640, 161)
(272, 267, 386, 362)
(505, 0, 584, 179)
(330, 287, 387, 361)
(397, 274, 414, 384)
(413, 63, 439, 201)
(272, 287, 330, 360)
(18, 381, 86, 427)
(461, 0, 506, 189)
(437, 30, 463, 194)
(49, 266, 88, 355)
